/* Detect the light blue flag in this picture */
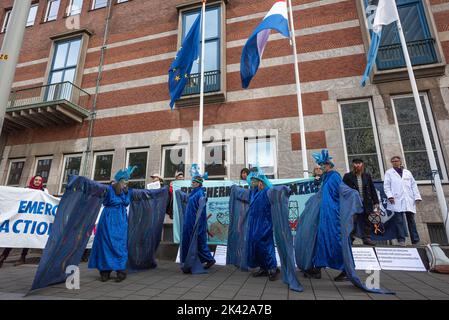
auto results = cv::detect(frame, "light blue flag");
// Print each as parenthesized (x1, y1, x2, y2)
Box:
(361, 0, 399, 87)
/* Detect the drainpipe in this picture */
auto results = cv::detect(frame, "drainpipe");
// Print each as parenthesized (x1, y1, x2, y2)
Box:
(81, 0, 113, 176)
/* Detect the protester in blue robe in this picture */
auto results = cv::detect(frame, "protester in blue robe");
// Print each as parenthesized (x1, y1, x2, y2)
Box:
(246, 168, 279, 280)
(295, 150, 394, 294)
(88, 166, 136, 282)
(181, 164, 215, 273)
(298, 150, 348, 281)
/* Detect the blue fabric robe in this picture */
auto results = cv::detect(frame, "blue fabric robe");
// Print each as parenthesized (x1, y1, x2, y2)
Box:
(180, 187, 214, 273)
(88, 185, 132, 272)
(30, 176, 168, 293)
(247, 187, 277, 270)
(227, 185, 303, 292)
(295, 171, 394, 294)
(313, 170, 344, 270)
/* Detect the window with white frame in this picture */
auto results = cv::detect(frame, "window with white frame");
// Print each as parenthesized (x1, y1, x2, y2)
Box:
(45, 0, 61, 22)
(34, 156, 53, 185)
(92, 0, 108, 10)
(92, 152, 114, 184)
(6, 159, 26, 187)
(27, 4, 39, 27)
(162, 145, 186, 182)
(67, 0, 83, 16)
(391, 94, 447, 181)
(245, 137, 277, 179)
(339, 99, 384, 180)
(59, 154, 82, 194)
(203, 142, 229, 180)
(126, 149, 149, 189)
(1, 9, 11, 33)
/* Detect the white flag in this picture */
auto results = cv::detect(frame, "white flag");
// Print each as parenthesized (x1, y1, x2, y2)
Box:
(373, 0, 399, 33)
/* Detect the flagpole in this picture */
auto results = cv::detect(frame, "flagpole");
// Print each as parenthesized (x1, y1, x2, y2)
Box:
(197, 0, 206, 171)
(393, 4, 449, 240)
(287, 0, 309, 178)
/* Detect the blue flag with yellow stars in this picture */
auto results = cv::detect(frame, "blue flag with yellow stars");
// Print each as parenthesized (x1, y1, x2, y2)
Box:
(168, 12, 202, 108)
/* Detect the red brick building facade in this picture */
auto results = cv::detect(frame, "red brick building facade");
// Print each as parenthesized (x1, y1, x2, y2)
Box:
(1, 0, 449, 243)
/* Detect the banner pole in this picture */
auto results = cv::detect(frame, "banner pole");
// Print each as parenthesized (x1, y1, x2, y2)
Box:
(197, 0, 207, 170)
(394, 3, 449, 241)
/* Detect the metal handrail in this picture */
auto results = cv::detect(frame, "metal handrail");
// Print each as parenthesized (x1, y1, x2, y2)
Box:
(182, 70, 221, 96)
(377, 38, 438, 70)
(7, 81, 91, 112)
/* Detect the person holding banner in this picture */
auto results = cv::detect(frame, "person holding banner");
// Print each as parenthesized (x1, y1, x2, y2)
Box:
(246, 167, 280, 281)
(88, 167, 136, 282)
(0, 175, 47, 268)
(180, 165, 215, 273)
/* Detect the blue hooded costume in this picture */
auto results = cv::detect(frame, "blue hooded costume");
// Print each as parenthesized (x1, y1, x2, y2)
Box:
(89, 167, 135, 272)
(30, 172, 168, 292)
(295, 150, 393, 294)
(246, 169, 277, 271)
(180, 164, 215, 273)
(227, 167, 302, 292)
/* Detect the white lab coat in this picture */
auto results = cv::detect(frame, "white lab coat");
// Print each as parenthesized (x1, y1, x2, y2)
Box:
(383, 168, 422, 213)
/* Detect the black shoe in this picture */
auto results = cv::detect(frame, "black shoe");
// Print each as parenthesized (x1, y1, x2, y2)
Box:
(268, 268, 280, 281)
(362, 238, 376, 246)
(182, 268, 192, 274)
(204, 259, 216, 269)
(14, 257, 26, 266)
(116, 271, 127, 282)
(303, 268, 321, 279)
(252, 269, 268, 277)
(334, 271, 349, 282)
(100, 271, 111, 282)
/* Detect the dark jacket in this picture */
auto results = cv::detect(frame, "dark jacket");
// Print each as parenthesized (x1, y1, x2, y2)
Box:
(343, 171, 379, 214)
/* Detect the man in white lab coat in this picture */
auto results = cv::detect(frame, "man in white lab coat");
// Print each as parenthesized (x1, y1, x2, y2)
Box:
(384, 156, 422, 245)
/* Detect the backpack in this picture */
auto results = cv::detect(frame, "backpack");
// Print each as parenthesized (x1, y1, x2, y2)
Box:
(425, 243, 449, 274)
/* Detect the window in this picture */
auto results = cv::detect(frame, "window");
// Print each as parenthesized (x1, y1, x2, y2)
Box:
(1, 9, 11, 33)
(181, 5, 221, 95)
(47, 37, 81, 100)
(67, 0, 83, 16)
(203, 142, 229, 180)
(339, 99, 383, 180)
(6, 159, 26, 187)
(92, 0, 108, 10)
(245, 137, 277, 179)
(364, 0, 437, 69)
(162, 146, 186, 183)
(45, 0, 61, 22)
(59, 154, 82, 194)
(126, 149, 149, 189)
(92, 152, 114, 184)
(34, 156, 53, 185)
(391, 94, 447, 181)
(27, 4, 38, 27)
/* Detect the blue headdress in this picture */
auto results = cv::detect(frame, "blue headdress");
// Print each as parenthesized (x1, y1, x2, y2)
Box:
(190, 163, 208, 184)
(312, 149, 334, 167)
(247, 166, 273, 188)
(114, 166, 137, 182)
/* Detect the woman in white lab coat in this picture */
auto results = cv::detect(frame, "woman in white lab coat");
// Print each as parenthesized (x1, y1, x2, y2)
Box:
(383, 156, 422, 245)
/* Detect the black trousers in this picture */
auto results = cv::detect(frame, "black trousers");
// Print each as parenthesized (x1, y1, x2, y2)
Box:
(0, 248, 29, 259)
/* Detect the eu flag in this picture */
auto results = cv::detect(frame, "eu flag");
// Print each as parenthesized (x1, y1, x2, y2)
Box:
(168, 12, 202, 108)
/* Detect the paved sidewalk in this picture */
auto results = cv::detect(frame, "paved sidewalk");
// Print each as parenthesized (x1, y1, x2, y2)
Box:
(1, 259, 449, 300)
